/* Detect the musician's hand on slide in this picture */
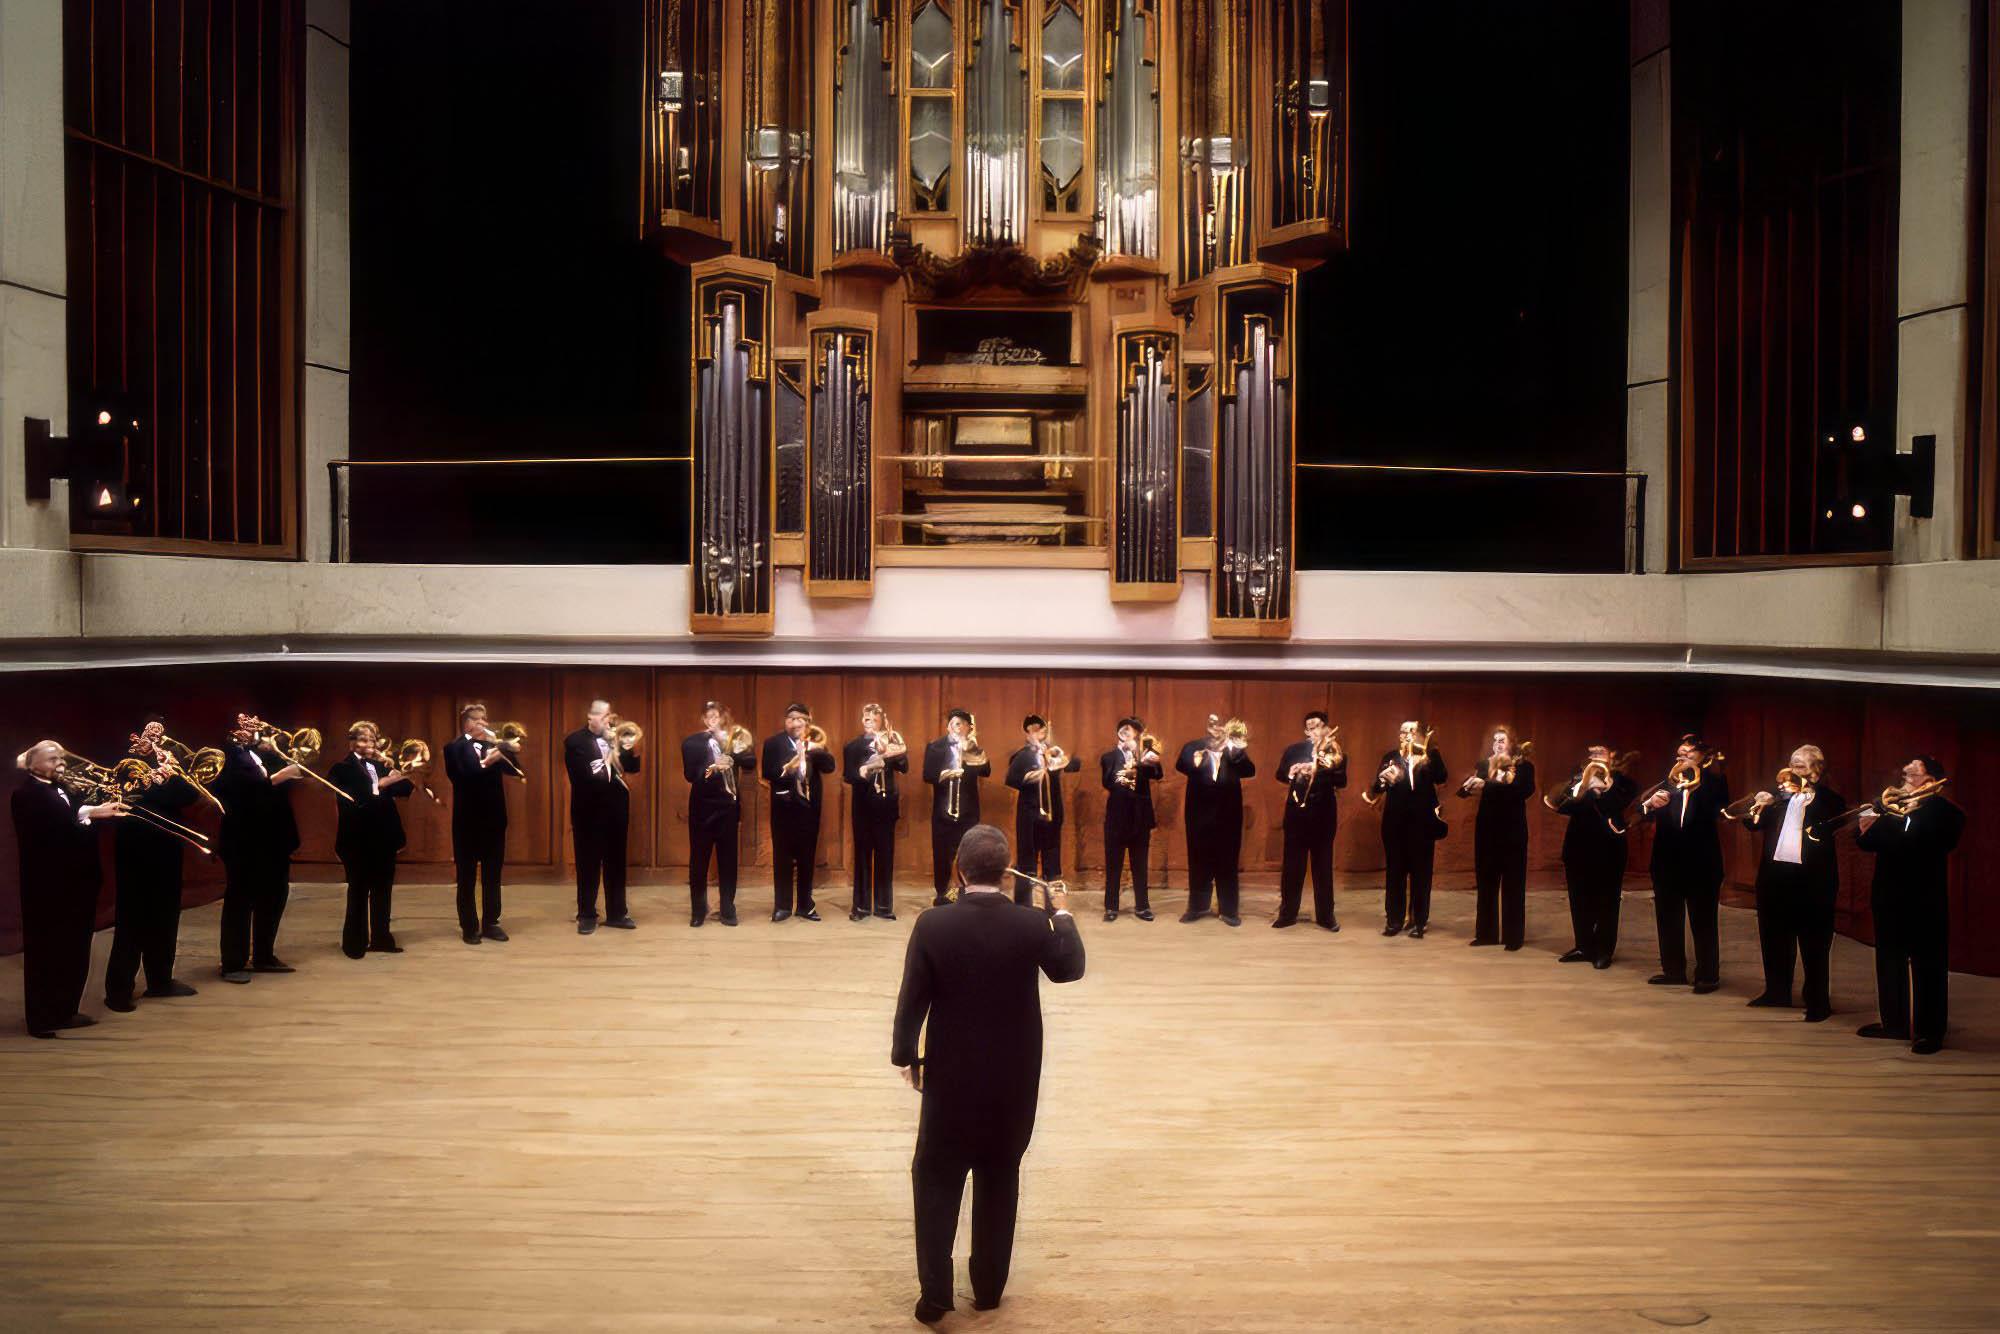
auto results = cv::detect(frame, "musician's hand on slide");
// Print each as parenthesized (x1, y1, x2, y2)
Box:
(1857, 809, 1878, 832)
(480, 747, 504, 768)
(1465, 775, 1486, 792)
(273, 763, 304, 783)
(1379, 765, 1399, 785)
(1645, 792, 1669, 810)
(382, 769, 406, 787)
(86, 801, 128, 820)
(1754, 791, 1774, 807)
(1024, 767, 1045, 782)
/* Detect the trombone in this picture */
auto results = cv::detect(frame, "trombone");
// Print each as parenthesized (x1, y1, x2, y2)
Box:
(1808, 776, 1949, 842)
(706, 721, 755, 800)
(377, 735, 443, 805)
(1366, 728, 1432, 806)
(870, 717, 906, 798)
(1035, 720, 1068, 821)
(602, 716, 644, 789)
(247, 720, 353, 802)
(1292, 726, 1343, 808)
(945, 713, 981, 821)
(1458, 739, 1531, 798)
(1117, 731, 1162, 789)
(1542, 756, 1611, 813)
(477, 721, 529, 778)
(55, 750, 214, 856)
(151, 732, 227, 813)
(1006, 867, 1067, 913)
(1722, 767, 1805, 821)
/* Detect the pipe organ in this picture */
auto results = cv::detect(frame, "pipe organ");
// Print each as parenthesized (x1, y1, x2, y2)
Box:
(646, 0, 1347, 636)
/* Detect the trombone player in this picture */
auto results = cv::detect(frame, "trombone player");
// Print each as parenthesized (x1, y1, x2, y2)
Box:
(1099, 718, 1163, 922)
(1460, 726, 1535, 950)
(104, 716, 204, 1011)
(1176, 714, 1256, 926)
(1854, 755, 1963, 1054)
(564, 699, 642, 934)
(1733, 744, 1845, 1021)
(329, 723, 415, 959)
(445, 703, 522, 945)
(682, 701, 756, 926)
(1640, 735, 1730, 992)
(216, 713, 306, 983)
(1004, 715, 1082, 907)
(1368, 720, 1447, 938)
(1274, 710, 1345, 931)
(923, 710, 990, 907)
(1550, 745, 1638, 969)
(844, 703, 908, 920)
(762, 703, 835, 921)
(14, 741, 127, 1037)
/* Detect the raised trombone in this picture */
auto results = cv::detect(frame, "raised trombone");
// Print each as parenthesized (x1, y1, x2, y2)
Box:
(1808, 776, 1949, 842)
(56, 750, 213, 856)
(1291, 726, 1343, 808)
(1722, 766, 1806, 821)
(245, 719, 353, 802)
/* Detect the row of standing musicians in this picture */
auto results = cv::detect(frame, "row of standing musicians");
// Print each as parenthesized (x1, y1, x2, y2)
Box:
(11, 701, 1966, 1053)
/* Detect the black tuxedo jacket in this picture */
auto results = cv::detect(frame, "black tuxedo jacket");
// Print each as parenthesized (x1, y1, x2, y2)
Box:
(564, 727, 640, 824)
(328, 753, 414, 860)
(215, 743, 301, 864)
(762, 732, 835, 818)
(844, 733, 909, 821)
(1555, 769, 1638, 873)
(1099, 747, 1163, 838)
(13, 776, 103, 894)
(444, 734, 513, 835)
(1005, 743, 1082, 830)
(922, 737, 991, 825)
(1856, 796, 1964, 933)
(1370, 749, 1449, 841)
(1278, 740, 1346, 836)
(1177, 740, 1256, 841)
(892, 892, 1086, 1159)
(1467, 757, 1536, 851)
(1643, 771, 1730, 882)
(682, 731, 755, 831)
(1747, 784, 1846, 892)
(111, 769, 199, 856)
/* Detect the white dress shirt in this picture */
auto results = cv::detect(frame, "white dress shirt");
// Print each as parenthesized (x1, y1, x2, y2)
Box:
(1774, 793, 1807, 864)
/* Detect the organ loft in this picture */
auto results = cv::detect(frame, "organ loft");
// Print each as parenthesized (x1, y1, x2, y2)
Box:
(640, 0, 1347, 636)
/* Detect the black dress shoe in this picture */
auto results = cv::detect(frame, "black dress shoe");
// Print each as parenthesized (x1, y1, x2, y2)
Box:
(1468, 938, 1500, 947)
(29, 1028, 57, 1039)
(105, 996, 137, 1013)
(1691, 980, 1719, 994)
(220, 969, 252, 984)
(143, 979, 198, 998)
(603, 916, 637, 930)
(1856, 1022, 1910, 1040)
(719, 910, 739, 927)
(1134, 908, 1155, 921)
(1558, 949, 1589, 963)
(799, 907, 822, 922)
(1319, 917, 1341, 932)
(369, 943, 405, 954)
(1503, 943, 1522, 951)
(1103, 910, 1119, 922)
(59, 1013, 97, 1030)
(577, 918, 598, 935)
(1746, 993, 1789, 1007)
(875, 908, 897, 920)
(1220, 914, 1242, 928)
(251, 959, 295, 973)
(771, 908, 793, 923)
(481, 925, 509, 942)
(1647, 973, 1688, 986)
(1408, 924, 1427, 939)
(341, 947, 368, 961)
(1911, 1037, 1944, 1055)
(1802, 1009, 1831, 1023)
(849, 909, 868, 922)
(1592, 956, 1614, 970)
(973, 1296, 1001, 1311)
(1178, 911, 1203, 923)
(1270, 916, 1298, 929)
(690, 914, 707, 928)
(914, 1298, 951, 1324)
(462, 929, 483, 945)
(1382, 924, 1402, 937)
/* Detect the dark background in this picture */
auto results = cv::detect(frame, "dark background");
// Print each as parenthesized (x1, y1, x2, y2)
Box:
(351, 1, 1630, 567)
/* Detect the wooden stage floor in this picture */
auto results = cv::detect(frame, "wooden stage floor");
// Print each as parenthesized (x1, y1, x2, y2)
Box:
(3, 876, 1997, 1332)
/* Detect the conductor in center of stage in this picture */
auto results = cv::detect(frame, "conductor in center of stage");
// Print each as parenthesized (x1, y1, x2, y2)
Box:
(892, 824, 1085, 1324)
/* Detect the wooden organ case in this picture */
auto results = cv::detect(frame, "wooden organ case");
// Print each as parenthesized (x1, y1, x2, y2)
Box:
(643, 0, 1347, 636)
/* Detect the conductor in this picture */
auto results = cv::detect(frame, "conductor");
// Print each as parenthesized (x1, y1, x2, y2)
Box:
(891, 824, 1086, 1323)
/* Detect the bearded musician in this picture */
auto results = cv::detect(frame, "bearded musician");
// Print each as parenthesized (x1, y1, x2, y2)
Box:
(1274, 711, 1345, 931)
(1099, 718, 1163, 922)
(1004, 715, 1082, 907)
(844, 703, 909, 920)
(1367, 721, 1447, 938)
(1733, 745, 1845, 1022)
(1459, 725, 1535, 950)
(681, 701, 755, 927)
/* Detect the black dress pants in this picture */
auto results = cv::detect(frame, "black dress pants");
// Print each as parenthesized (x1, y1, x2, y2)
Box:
(22, 877, 94, 1034)
(1277, 823, 1334, 924)
(1653, 874, 1721, 984)
(573, 813, 629, 921)
(1103, 830, 1150, 913)
(1473, 840, 1526, 946)
(1185, 836, 1242, 918)
(690, 818, 739, 917)
(1565, 860, 1622, 960)
(1010, 827, 1061, 906)
(853, 814, 896, 914)
(106, 845, 184, 1001)
(913, 1146, 1022, 1313)
(932, 818, 970, 904)
(1755, 865, 1833, 1012)
(1383, 833, 1435, 929)
(1873, 898, 1949, 1043)
(452, 825, 504, 935)
(340, 852, 397, 958)
(220, 855, 290, 971)
(772, 810, 821, 913)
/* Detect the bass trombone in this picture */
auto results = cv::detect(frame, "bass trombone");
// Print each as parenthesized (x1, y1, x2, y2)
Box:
(246, 719, 354, 802)
(377, 735, 443, 805)
(476, 720, 528, 778)
(146, 731, 227, 813)
(56, 750, 214, 856)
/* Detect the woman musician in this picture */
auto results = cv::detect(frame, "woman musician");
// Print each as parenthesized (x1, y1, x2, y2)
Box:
(1459, 726, 1535, 950)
